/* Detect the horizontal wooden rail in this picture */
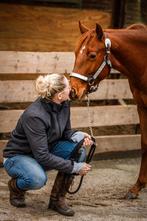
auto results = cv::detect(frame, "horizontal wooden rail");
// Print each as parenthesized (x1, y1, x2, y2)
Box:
(95, 134, 141, 153)
(0, 134, 141, 164)
(0, 105, 139, 133)
(0, 51, 119, 74)
(0, 79, 133, 103)
(71, 105, 139, 128)
(0, 51, 74, 74)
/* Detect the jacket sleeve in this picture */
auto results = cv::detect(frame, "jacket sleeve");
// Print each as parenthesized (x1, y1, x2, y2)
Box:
(22, 114, 73, 173)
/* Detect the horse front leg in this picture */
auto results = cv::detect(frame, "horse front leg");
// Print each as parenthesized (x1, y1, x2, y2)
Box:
(125, 106, 147, 199)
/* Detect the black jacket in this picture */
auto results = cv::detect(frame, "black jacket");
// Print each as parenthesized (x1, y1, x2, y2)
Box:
(3, 98, 75, 173)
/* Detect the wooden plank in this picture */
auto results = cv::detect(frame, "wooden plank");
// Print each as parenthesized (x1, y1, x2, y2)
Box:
(0, 80, 37, 103)
(0, 134, 141, 164)
(71, 105, 139, 128)
(0, 105, 139, 133)
(0, 51, 119, 74)
(0, 79, 132, 103)
(94, 134, 141, 153)
(0, 51, 75, 74)
(0, 110, 23, 133)
(0, 140, 6, 165)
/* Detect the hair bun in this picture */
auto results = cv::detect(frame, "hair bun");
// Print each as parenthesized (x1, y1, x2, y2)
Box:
(35, 73, 66, 99)
(35, 75, 49, 98)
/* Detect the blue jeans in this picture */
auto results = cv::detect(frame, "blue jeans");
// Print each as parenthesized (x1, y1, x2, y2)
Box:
(3, 140, 86, 191)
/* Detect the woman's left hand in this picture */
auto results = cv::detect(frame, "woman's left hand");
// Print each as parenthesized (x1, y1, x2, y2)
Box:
(83, 133, 93, 147)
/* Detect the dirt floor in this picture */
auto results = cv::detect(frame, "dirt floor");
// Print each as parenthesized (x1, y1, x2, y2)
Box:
(1, 156, 147, 221)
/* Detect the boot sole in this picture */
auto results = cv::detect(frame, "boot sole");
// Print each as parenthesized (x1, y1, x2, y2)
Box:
(10, 200, 26, 208)
(48, 203, 75, 216)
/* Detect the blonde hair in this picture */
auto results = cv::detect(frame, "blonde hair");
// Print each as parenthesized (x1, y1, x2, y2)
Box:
(35, 73, 66, 99)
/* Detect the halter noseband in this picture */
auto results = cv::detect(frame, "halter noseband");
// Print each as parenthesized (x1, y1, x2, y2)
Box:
(70, 37, 112, 94)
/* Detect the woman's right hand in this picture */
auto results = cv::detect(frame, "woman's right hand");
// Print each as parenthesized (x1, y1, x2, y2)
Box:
(78, 163, 91, 176)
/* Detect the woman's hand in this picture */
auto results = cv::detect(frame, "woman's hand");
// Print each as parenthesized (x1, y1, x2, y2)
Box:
(78, 163, 91, 176)
(83, 132, 93, 147)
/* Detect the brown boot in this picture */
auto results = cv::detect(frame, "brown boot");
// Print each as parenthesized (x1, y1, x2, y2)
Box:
(8, 178, 26, 207)
(48, 172, 75, 216)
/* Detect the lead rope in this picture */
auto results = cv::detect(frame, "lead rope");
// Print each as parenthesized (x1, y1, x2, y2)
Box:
(65, 95, 96, 194)
(87, 94, 94, 138)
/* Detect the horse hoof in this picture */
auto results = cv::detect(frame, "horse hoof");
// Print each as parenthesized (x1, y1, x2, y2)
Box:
(125, 191, 138, 200)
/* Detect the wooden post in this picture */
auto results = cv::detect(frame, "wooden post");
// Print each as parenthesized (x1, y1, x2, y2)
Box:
(141, 0, 147, 23)
(111, 0, 126, 28)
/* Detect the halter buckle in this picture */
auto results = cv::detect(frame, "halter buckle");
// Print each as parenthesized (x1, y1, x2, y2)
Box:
(88, 84, 98, 94)
(87, 76, 95, 85)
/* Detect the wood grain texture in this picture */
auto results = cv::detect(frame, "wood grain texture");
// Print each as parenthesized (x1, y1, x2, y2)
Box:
(0, 79, 133, 103)
(0, 51, 120, 75)
(0, 105, 139, 133)
(0, 134, 141, 164)
(0, 3, 110, 52)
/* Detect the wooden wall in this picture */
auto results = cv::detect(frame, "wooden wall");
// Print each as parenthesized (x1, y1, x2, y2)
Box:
(0, 51, 141, 165)
(0, 2, 141, 165)
(0, 3, 110, 52)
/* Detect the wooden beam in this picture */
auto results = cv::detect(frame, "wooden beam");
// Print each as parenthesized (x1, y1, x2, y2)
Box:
(0, 79, 133, 103)
(95, 134, 141, 153)
(71, 105, 139, 128)
(0, 51, 75, 74)
(0, 134, 141, 165)
(0, 110, 23, 133)
(111, 0, 126, 28)
(0, 80, 37, 103)
(0, 105, 139, 133)
(0, 140, 6, 165)
(0, 51, 119, 74)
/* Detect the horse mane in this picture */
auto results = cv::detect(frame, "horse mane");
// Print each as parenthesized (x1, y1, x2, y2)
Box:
(127, 23, 146, 30)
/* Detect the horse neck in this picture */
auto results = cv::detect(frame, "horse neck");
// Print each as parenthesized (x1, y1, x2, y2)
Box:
(107, 29, 147, 81)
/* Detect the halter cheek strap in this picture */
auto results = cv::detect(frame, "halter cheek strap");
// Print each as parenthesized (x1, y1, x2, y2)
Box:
(70, 37, 112, 93)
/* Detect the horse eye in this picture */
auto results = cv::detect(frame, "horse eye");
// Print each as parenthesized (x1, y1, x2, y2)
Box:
(89, 52, 96, 60)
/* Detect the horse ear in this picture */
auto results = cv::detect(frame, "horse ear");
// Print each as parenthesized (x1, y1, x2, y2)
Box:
(79, 21, 89, 34)
(96, 23, 103, 40)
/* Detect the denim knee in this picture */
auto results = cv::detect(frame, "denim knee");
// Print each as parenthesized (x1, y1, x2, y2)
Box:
(28, 172, 47, 190)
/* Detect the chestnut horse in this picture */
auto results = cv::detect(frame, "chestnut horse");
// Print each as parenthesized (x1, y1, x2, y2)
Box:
(70, 22, 147, 199)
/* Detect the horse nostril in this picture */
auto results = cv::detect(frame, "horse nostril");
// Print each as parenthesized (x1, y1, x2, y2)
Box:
(69, 88, 77, 100)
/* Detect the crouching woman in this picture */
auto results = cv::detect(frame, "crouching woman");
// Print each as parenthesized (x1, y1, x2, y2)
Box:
(3, 73, 92, 216)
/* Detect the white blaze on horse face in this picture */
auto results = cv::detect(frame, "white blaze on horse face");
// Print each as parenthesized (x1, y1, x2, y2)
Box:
(80, 45, 86, 54)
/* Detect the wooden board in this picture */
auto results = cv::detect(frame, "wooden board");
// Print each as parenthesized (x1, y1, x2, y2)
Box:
(0, 52, 75, 74)
(0, 134, 141, 164)
(0, 140, 6, 165)
(0, 51, 119, 75)
(0, 134, 141, 154)
(95, 134, 141, 153)
(0, 79, 132, 103)
(0, 110, 23, 133)
(0, 105, 139, 133)
(71, 105, 139, 128)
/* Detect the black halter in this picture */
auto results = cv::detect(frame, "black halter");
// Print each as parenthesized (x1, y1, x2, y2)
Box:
(70, 37, 112, 94)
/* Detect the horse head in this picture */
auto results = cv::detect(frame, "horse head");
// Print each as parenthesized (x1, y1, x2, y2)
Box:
(70, 22, 112, 100)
